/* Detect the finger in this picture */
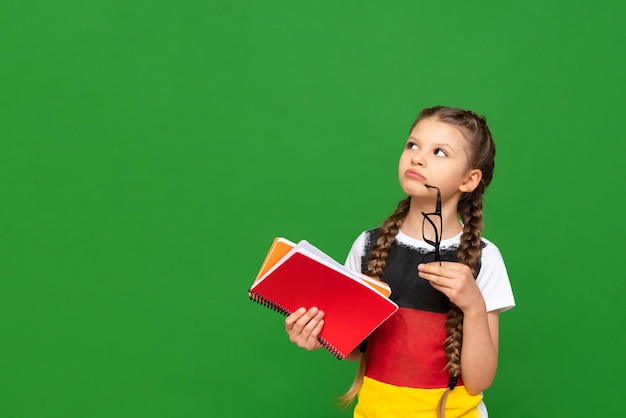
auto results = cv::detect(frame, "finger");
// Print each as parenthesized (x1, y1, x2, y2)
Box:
(301, 310, 324, 334)
(418, 263, 467, 281)
(418, 269, 456, 290)
(285, 307, 307, 329)
(290, 311, 324, 348)
(306, 319, 324, 348)
(298, 309, 324, 337)
(418, 264, 448, 280)
(303, 316, 324, 340)
(417, 262, 444, 276)
(292, 307, 322, 334)
(428, 281, 447, 294)
(424, 275, 452, 289)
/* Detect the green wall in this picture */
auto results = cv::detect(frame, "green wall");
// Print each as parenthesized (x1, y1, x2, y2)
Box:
(2, 1, 624, 417)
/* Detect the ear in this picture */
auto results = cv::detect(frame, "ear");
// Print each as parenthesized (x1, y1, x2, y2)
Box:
(459, 169, 482, 193)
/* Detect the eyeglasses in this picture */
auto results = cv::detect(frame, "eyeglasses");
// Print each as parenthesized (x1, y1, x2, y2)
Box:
(421, 184, 442, 265)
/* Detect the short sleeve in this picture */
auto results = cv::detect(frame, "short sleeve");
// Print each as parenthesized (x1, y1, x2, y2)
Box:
(476, 239, 516, 313)
(344, 231, 367, 274)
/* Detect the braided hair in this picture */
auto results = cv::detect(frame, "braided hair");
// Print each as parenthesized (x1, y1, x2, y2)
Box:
(339, 106, 496, 414)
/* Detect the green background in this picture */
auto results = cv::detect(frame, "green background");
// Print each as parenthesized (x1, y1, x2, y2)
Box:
(1, 1, 624, 417)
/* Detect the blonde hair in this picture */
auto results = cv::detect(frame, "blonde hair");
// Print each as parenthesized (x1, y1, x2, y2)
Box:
(338, 106, 496, 418)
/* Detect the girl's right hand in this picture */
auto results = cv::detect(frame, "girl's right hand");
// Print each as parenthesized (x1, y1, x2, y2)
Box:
(285, 307, 325, 351)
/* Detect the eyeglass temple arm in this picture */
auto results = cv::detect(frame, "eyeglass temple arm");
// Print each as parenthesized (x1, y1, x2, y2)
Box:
(424, 184, 441, 213)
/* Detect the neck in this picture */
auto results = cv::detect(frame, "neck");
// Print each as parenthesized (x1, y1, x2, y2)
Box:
(400, 196, 463, 241)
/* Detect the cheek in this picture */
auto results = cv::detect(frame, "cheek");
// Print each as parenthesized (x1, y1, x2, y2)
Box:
(399, 151, 411, 165)
(398, 153, 412, 173)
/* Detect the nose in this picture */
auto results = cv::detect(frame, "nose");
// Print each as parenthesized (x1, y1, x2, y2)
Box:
(411, 151, 425, 167)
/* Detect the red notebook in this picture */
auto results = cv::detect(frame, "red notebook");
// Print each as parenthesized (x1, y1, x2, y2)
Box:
(249, 238, 398, 360)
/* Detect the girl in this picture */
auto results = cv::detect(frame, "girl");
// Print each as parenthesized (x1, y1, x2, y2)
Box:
(285, 105, 515, 418)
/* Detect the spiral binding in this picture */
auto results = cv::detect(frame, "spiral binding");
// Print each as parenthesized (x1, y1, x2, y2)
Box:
(317, 335, 345, 360)
(249, 290, 346, 360)
(248, 291, 291, 316)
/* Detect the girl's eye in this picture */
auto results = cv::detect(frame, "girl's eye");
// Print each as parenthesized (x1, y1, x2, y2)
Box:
(434, 148, 448, 157)
(407, 142, 418, 150)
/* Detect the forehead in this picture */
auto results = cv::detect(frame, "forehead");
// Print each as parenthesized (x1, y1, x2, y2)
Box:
(409, 118, 468, 147)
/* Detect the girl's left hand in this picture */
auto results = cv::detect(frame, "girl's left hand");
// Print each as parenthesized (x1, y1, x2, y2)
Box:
(417, 262, 486, 314)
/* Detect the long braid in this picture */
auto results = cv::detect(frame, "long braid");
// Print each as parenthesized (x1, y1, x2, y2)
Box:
(429, 109, 495, 418)
(437, 188, 485, 418)
(338, 197, 411, 407)
(366, 197, 411, 280)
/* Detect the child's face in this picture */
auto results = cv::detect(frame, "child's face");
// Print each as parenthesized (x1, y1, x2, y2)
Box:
(398, 118, 475, 200)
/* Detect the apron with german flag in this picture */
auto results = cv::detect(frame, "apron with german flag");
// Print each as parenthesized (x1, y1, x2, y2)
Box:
(353, 229, 487, 418)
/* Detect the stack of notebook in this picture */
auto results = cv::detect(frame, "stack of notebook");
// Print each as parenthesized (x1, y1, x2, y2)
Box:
(248, 237, 398, 360)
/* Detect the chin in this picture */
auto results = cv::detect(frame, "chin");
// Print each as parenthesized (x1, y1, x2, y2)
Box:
(400, 185, 426, 197)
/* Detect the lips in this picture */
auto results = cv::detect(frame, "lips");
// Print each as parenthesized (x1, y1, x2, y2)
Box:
(405, 169, 425, 180)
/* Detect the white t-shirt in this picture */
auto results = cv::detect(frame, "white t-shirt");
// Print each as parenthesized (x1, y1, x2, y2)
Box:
(344, 229, 515, 313)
